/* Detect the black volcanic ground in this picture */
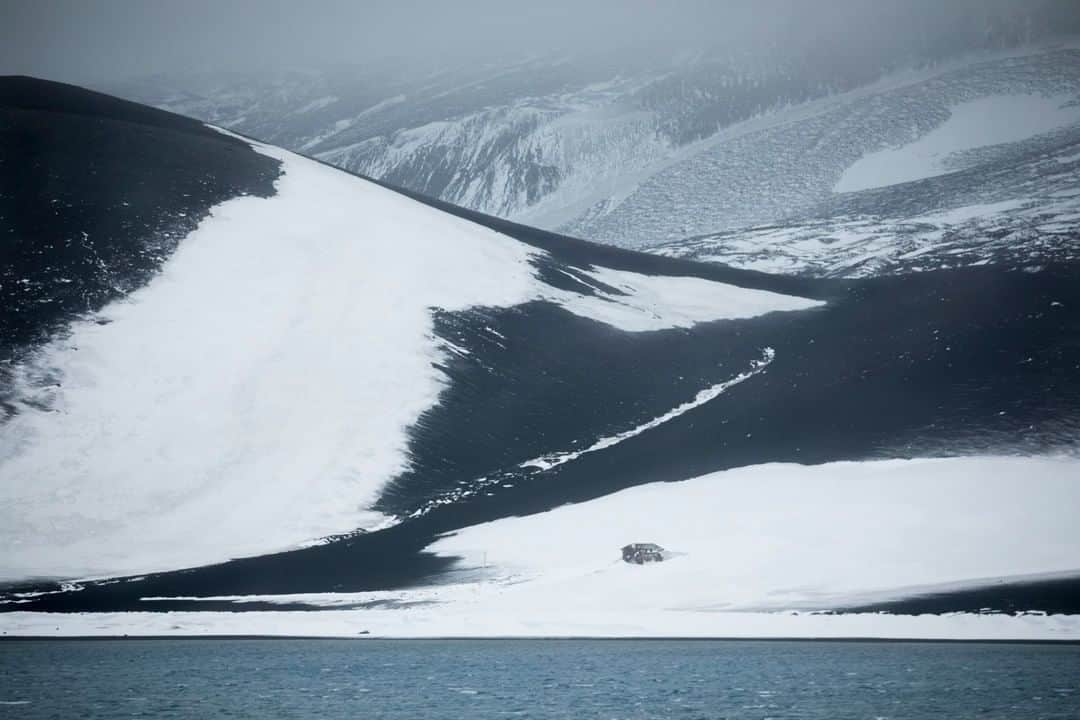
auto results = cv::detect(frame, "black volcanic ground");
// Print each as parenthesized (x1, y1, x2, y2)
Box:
(2, 78, 1079, 615)
(0, 76, 280, 375)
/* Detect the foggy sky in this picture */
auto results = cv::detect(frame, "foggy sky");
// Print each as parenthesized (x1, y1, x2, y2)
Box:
(1, 0, 1072, 86)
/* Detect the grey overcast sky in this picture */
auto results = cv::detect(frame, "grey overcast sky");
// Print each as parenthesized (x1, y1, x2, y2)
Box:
(2, 0, 748, 83)
(0, 0, 1071, 85)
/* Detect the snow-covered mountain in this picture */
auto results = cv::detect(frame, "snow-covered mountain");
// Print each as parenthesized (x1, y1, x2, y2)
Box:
(109, 14, 1080, 262)
(111, 56, 684, 227)
(645, 51, 1080, 279)
(567, 46, 1080, 246)
(2, 79, 1079, 638)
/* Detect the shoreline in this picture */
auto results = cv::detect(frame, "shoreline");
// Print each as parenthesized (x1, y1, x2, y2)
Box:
(4, 634, 1080, 644)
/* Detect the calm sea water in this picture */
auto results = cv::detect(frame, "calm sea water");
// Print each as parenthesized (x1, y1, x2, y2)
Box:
(1, 639, 1078, 719)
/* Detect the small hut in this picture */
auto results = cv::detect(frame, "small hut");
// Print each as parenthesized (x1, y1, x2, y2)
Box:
(621, 543, 666, 565)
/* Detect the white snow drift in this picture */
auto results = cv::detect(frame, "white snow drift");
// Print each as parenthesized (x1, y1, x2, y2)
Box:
(5, 455, 1078, 640)
(549, 268, 817, 332)
(835, 93, 1080, 193)
(3, 606, 1079, 641)
(0, 136, 819, 582)
(422, 456, 1080, 618)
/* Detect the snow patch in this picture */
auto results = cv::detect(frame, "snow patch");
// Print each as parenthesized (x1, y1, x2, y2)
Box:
(547, 267, 822, 332)
(22, 456, 1074, 639)
(294, 95, 338, 114)
(2, 608, 1079, 640)
(910, 199, 1031, 225)
(1056, 149, 1080, 164)
(835, 94, 1080, 193)
(521, 348, 774, 472)
(424, 456, 1080, 617)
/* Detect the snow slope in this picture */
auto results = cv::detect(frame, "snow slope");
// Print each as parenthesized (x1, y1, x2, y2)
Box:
(3, 607, 1078, 640)
(834, 93, 1080, 193)
(7, 456, 1079, 639)
(572, 47, 1080, 247)
(652, 53, 1080, 277)
(423, 456, 1080, 615)
(654, 189, 1080, 277)
(0, 141, 527, 581)
(0, 128, 820, 583)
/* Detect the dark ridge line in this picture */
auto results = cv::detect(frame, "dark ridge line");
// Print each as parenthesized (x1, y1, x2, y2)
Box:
(5, 75, 844, 301)
(0, 75, 252, 147)
(0, 76, 282, 369)
(240, 126, 845, 301)
(345, 167, 842, 300)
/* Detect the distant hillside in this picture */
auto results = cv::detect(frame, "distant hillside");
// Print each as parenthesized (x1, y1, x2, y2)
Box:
(109, 4, 1080, 247)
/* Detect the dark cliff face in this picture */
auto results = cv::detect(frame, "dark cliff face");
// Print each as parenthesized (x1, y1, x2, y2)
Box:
(2, 79, 1079, 615)
(0, 77, 281, 371)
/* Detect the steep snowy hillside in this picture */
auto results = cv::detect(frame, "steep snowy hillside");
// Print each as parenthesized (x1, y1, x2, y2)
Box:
(7, 456, 1080, 639)
(0, 77, 821, 583)
(115, 58, 678, 226)
(111, 25, 1080, 251)
(577, 46, 1080, 252)
(107, 456, 1076, 638)
(2, 79, 1080, 638)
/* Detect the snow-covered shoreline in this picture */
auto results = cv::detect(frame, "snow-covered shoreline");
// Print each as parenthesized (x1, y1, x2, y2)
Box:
(5, 455, 1077, 640)
(3, 609, 1079, 641)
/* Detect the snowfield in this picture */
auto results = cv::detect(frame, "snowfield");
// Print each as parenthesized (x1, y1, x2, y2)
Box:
(545, 269, 817, 332)
(654, 190, 1080, 278)
(834, 93, 1080, 193)
(0, 135, 820, 583)
(423, 456, 1080, 614)
(3, 456, 1079, 639)
(3, 608, 1078, 641)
